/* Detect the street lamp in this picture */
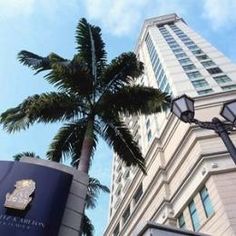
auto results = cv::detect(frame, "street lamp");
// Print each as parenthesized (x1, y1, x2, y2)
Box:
(171, 95, 236, 164)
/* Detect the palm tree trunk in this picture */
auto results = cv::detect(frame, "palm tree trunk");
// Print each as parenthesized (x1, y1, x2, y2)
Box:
(78, 120, 94, 173)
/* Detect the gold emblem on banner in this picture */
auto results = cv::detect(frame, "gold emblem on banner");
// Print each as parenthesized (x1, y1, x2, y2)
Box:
(4, 179, 36, 210)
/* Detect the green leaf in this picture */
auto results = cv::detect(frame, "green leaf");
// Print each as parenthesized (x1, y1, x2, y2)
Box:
(99, 118, 146, 173)
(85, 177, 110, 209)
(45, 54, 93, 95)
(76, 18, 107, 78)
(18, 50, 69, 74)
(0, 92, 81, 133)
(99, 85, 170, 116)
(47, 120, 87, 163)
(13, 152, 40, 161)
(98, 52, 143, 93)
(81, 214, 94, 236)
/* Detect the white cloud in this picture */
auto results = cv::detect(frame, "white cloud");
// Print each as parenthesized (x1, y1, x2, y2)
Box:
(0, 0, 35, 18)
(202, 0, 236, 30)
(0, 0, 80, 21)
(84, 0, 188, 36)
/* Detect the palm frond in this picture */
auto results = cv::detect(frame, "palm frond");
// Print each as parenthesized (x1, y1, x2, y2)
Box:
(99, 118, 146, 173)
(0, 92, 81, 133)
(85, 177, 110, 209)
(99, 85, 170, 116)
(47, 120, 87, 163)
(18, 50, 69, 74)
(44, 54, 93, 95)
(13, 152, 40, 161)
(70, 131, 98, 169)
(81, 214, 94, 236)
(98, 52, 143, 93)
(76, 18, 107, 78)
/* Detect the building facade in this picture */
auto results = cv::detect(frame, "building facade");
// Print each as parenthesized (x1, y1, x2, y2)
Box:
(104, 14, 236, 236)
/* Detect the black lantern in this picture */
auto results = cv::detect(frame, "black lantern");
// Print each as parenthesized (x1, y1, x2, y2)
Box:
(171, 94, 195, 123)
(220, 100, 236, 126)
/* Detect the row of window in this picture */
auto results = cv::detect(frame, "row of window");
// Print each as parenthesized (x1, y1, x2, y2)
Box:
(113, 183, 143, 236)
(169, 24, 234, 91)
(145, 33, 171, 94)
(158, 26, 211, 95)
(178, 186, 214, 231)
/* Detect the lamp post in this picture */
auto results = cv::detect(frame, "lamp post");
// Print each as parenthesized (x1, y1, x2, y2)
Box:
(171, 94, 236, 164)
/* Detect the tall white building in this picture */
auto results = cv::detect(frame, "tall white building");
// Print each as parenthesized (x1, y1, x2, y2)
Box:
(104, 14, 236, 236)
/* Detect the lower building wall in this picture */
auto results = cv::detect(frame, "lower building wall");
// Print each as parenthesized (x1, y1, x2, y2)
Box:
(200, 171, 236, 236)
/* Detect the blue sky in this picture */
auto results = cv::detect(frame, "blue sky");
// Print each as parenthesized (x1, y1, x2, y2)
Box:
(0, 0, 236, 235)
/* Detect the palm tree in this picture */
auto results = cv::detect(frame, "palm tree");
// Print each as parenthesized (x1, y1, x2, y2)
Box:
(13, 151, 40, 161)
(1, 18, 170, 174)
(12, 152, 109, 236)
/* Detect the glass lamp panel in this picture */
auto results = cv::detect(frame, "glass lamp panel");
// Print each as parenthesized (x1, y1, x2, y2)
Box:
(171, 95, 195, 122)
(171, 102, 182, 118)
(221, 100, 236, 124)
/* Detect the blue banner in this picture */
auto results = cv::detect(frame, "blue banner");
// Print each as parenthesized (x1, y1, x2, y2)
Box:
(0, 161, 72, 236)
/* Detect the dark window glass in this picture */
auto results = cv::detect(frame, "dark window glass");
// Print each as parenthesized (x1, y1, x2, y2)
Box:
(113, 223, 120, 236)
(207, 67, 223, 74)
(192, 49, 204, 55)
(122, 205, 130, 224)
(147, 130, 152, 141)
(134, 184, 143, 204)
(178, 213, 186, 229)
(197, 54, 209, 61)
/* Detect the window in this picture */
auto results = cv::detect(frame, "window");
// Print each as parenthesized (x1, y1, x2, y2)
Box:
(189, 201, 200, 231)
(146, 119, 150, 129)
(183, 64, 196, 71)
(122, 205, 130, 224)
(197, 89, 213, 95)
(170, 44, 180, 49)
(188, 45, 199, 50)
(178, 213, 186, 229)
(147, 130, 152, 142)
(196, 54, 209, 61)
(179, 58, 192, 65)
(113, 223, 120, 236)
(187, 71, 202, 80)
(116, 187, 121, 196)
(124, 170, 130, 180)
(192, 49, 203, 55)
(176, 53, 187, 59)
(133, 184, 143, 204)
(172, 48, 183, 54)
(201, 60, 216, 67)
(164, 83, 170, 93)
(192, 79, 209, 88)
(159, 76, 168, 91)
(200, 187, 214, 218)
(185, 41, 194, 46)
(214, 75, 231, 84)
(207, 67, 223, 75)
(222, 84, 236, 91)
